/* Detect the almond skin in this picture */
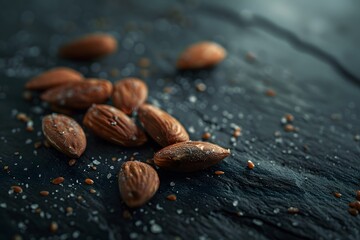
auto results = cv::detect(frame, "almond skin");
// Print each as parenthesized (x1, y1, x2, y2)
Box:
(41, 79, 113, 109)
(112, 78, 148, 115)
(42, 113, 86, 158)
(25, 67, 83, 91)
(83, 104, 147, 147)
(138, 104, 189, 147)
(177, 41, 226, 70)
(118, 161, 160, 208)
(59, 33, 117, 60)
(154, 141, 230, 172)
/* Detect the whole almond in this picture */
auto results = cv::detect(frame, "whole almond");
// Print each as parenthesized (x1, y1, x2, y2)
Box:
(83, 104, 147, 147)
(177, 41, 226, 70)
(112, 78, 148, 115)
(118, 161, 159, 208)
(25, 67, 83, 91)
(42, 113, 86, 158)
(154, 141, 230, 172)
(138, 104, 189, 147)
(41, 79, 113, 109)
(59, 33, 117, 60)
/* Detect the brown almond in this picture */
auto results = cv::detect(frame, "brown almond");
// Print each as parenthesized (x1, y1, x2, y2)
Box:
(59, 33, 117, 60)
(138, 104, 189, 147)
(83, 104, 147, 147)
(42, 113, 86, 158)
(41, 79, 113, 109)
(118, 161, 160, 208)
(177, 41, 226, 70)
(154, 141, 230, 172)
(112, 78, 148, 115)
(25, 67, 83, 91)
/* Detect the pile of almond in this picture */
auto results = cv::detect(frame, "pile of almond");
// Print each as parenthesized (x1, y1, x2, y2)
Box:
(25, 33, 229, 207)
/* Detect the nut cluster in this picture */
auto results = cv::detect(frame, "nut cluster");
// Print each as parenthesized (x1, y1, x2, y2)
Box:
(24, 33, 229, 207)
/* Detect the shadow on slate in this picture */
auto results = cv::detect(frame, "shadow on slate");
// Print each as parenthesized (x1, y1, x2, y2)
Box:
(0, 0, 359, 239)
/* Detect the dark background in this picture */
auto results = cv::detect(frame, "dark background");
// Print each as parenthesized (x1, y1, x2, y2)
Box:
(0, 0, 359, 239)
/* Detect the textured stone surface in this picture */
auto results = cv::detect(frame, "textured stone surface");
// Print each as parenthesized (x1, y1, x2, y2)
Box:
(0, 0, 359, 239)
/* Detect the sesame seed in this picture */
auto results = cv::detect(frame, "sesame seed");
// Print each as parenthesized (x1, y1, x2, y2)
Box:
(66, 207, 73, 214)
(214, 170, 225, 175)
(85, 178, 94, 185)
(287, 207, 300, 214)
(90, 189, 96, 194)
(196, 83, 207, 92)
(49, 222, 58, 233)
(68, 159, 76, 166)
(11, 186, 23, 193)
(39, 191, 49, 196)
(138, 57, 150, 68)
(202, 132, 211, 140)
(265, 89, 276, 97)
(51, 177, 64, 185)
(348, 208, 359, 216)
(284, 124, 295, 132)
(247, 160, 255, 170)
(284, 113, 294, 122)
(333, 192, 342, 198)
(166, 194, 177, 201)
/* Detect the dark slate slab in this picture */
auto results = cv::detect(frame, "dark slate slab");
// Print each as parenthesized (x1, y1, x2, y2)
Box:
(0, 0, 359, 239)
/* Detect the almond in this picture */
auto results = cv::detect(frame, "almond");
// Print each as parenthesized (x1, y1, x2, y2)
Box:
(25, 67, 83, 91)
(154, 141, 230, 172)
(138, 104, 189, 147)
(118, 161, 159, 208)
(42, 113, 86, 158)
(41, 79, 113, 109)
(59, 33, 117, 60)
(83, 104, 147, 147)
(177, 41, 226, 70)
(112, 78, 148, 115)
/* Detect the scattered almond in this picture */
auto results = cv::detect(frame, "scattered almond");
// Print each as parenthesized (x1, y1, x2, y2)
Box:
(177, 41, 226, 69)
(118, 161, 160, 208)
(25, 67, 83, 91)
(59, 33, 117, 60)
(138, 104, 189, 147)
(83, 104, 147, 147)
(154, 141, 230, 172)
(112, 78, 148, 114)
(42, 114, 86, 158)
(41, 79, 113, 109)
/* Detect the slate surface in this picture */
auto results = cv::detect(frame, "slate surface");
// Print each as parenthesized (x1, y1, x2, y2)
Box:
(0, 0, 359, 239)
